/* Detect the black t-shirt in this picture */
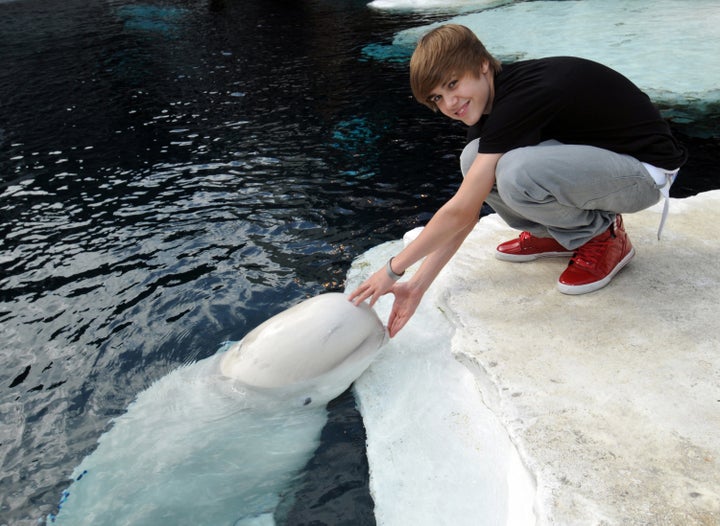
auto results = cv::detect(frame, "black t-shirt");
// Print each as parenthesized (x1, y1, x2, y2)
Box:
(467, 57, 687, 169)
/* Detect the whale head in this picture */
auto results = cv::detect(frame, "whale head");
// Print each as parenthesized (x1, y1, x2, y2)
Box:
(220, 293, 388, 406)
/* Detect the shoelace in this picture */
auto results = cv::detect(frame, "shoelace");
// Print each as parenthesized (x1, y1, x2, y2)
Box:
(518, 231, 533, 245)
(570, 232, 614, 268)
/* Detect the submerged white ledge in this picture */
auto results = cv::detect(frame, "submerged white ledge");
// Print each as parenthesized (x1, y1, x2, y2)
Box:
(383, 1, 720, 105)
(348, 190, 720, 525)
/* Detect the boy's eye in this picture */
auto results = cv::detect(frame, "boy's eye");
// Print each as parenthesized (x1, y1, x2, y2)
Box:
(429, 94, 442, 104)
(448, 80, 457, 89)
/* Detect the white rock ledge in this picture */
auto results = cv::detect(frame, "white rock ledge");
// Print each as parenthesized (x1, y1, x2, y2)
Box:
(349, 190, 720, 526)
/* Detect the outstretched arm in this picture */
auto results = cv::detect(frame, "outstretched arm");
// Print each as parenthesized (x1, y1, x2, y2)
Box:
(349, 152, 501, 333)
(386, 220, 475, 336)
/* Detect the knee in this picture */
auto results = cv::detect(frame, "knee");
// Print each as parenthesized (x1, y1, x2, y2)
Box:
(495, 148, 537, 203)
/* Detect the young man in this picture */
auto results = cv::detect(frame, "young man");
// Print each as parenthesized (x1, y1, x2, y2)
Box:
(349, 24, 687, 337)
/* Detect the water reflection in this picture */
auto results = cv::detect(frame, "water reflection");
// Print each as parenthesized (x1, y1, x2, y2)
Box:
(1, 0, 717, 524)
(0, 0, 465, 522)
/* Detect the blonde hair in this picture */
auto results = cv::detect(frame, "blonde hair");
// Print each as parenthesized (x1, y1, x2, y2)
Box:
(409, 24, 502, 111)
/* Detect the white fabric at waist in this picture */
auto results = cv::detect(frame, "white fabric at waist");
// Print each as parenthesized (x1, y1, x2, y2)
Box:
(642, 162, 679, 187)
(641, 162, 680, 240)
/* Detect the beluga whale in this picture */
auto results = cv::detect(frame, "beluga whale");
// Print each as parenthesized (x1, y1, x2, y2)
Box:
(49, 293, 387, 526)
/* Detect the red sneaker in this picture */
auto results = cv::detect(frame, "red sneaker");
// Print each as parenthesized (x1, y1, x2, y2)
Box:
(496, 231, 573, 262)
(557, 215, 635, 295)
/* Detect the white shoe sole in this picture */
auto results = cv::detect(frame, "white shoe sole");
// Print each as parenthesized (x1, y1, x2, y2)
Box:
(495, 250, 574, 262)
(556, 247, 635, 295)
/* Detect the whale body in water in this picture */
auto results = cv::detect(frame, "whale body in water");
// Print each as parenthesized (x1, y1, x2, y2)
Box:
(49, 293, 387, 526)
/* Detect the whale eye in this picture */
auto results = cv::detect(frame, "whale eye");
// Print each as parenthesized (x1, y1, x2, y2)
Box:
(303, 397, 312, 406)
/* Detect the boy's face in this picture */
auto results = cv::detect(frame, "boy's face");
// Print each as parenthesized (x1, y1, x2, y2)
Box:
(427, 61, 493, 126)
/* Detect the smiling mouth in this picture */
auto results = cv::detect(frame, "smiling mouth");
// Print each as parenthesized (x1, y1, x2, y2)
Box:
(455, 101, 469, 117)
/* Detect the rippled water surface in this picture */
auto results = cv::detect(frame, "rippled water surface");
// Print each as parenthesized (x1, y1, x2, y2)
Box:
(0, 1, 459, 522)
(1, 0, 717, 524)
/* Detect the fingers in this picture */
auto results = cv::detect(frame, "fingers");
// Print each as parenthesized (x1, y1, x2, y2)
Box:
(387, 301, 407, 338)
(347, 279, 369, 302)
(386, 282, 424, 337)
(347, 267, 394, 307)
(350, 277, 412, 337)
(348, 282, 374, 306)
(347, 285, 363, 305)
(348, 284, 378, 307)
(388, 310, 411, 338)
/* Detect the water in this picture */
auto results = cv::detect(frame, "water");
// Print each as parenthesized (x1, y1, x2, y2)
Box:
(1, 0, 718, 524)
(377, 0, 720, 139)
(0, 1, 455, 523)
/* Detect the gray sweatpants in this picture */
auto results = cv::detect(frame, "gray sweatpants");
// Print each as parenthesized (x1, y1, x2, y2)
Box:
(460, 139, 664, 250)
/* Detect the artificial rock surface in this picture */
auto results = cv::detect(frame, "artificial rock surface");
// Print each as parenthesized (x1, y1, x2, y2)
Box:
(351, 190, 720, 526)
(437, 190, 720, 525)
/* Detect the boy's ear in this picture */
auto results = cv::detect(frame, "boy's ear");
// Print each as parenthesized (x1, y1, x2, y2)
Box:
(480, 59, 490, 74)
